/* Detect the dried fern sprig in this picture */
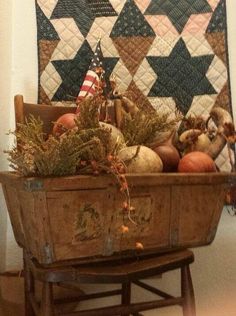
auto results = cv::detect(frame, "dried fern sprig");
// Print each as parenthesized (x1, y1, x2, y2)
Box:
(76, 95, 104, 130)
(14, 115, 45, 147)
(6, 130, 101, 176)
(6, 115, 113, 177)
(121, 110, 182, 147)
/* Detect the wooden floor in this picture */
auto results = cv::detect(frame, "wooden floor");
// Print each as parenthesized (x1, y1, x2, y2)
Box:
(0, 276, 81, 316)
(0, 273, 24, 316)
(0, 300, 24, 316)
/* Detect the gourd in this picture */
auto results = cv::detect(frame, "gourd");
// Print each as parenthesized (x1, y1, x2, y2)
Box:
(206, 107, 233, 160)
(99, 122, 126, 150)
(179, 107, 233, 160)
(118, 145, 163, 173)
(179, 129, 211, 153)
(153, 131, 180, 172)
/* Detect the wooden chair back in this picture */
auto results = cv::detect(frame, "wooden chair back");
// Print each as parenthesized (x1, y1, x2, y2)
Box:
(14, 95, 76, 136)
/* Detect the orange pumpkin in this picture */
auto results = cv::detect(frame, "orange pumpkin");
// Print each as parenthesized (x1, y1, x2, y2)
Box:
(178, 151, 217, 173)
(53, 113, 77, 136)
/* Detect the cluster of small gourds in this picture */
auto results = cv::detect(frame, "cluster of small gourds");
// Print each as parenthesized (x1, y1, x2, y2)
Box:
(53, 98, 235, 175)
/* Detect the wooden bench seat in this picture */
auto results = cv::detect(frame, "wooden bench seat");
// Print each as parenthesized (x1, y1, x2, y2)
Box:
(24, 249, 196, 316)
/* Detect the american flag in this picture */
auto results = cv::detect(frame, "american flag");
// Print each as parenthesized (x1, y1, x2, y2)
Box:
(76, 40, 105, 104)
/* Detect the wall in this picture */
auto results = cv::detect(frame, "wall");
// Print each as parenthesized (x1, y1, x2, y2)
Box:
(0, 0, 235, 314)
(0, 0, 38, 271)
(5, 1, 38, 270)
(0, 1, 13, 272)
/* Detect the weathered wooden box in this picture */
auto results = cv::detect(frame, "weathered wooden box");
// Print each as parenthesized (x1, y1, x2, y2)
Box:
(0, 172, 233, 265)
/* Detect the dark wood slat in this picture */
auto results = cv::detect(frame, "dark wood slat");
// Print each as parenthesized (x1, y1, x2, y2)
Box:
(40, 282, 54, 316)
(181, 265, 196, 316)
(133, 280, 175, 300)
(121, 282, 131, 316)
(56, 282, 85, 293)
(54, 289, 122, 305)
(24, 249, 36, 316)
(61, 297, 184, 316)
(29, 293, 40, 316)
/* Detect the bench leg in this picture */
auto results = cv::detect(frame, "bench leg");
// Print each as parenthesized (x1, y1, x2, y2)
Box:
(24, 253, 35, 316)
(121, 282, 131, 316)
(181, 265, 196, 316)
(40, 282, 55, 316)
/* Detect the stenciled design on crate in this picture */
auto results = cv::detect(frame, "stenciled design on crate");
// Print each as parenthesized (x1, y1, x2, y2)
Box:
(73, 196, 153, 244)
(74, 203, 102, 242)
(36, 0, 232, 170)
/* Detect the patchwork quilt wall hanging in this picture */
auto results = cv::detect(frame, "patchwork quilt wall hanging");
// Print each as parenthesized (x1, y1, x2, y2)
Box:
(35, 0, 233, 170)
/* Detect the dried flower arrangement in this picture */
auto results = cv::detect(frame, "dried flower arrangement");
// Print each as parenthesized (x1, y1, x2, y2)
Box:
(7, 93, 182, 251)
(6, 36, 236, 252)
(6, 96, 111, 177)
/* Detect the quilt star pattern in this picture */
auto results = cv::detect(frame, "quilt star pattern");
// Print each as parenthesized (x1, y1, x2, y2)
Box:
(36, 0, 233, 170)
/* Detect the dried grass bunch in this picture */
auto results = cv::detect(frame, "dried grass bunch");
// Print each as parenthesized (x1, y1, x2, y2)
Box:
(6, 95, 182, 177)
(121, 110, 182, 147)
(6, 96, 112, 177)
